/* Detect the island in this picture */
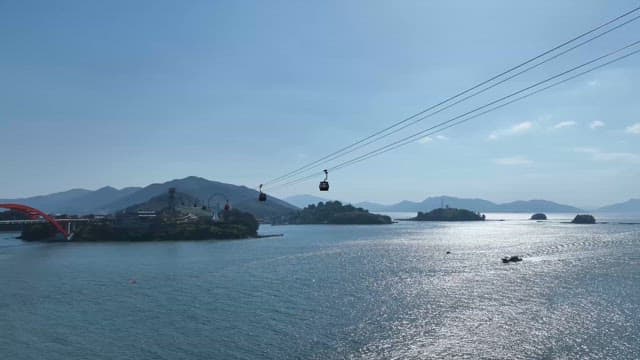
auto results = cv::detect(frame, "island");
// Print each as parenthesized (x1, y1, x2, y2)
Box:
(411, 207, 485, 221)
(20, 189, 259, 241)
(571, 214, 596, 224)
(288, 201, 392, 225)
(530, 213, 547, 220)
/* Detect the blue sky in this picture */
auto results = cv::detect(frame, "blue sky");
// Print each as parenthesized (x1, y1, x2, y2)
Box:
(1, 0, 639, 208)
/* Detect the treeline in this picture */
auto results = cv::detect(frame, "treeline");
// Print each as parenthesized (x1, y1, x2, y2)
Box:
(414, 208, 485, 221)
(21, 209, 259, 241)
(289, 201, 392, 225)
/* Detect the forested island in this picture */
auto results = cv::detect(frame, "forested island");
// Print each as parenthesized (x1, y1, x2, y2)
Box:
(411, 207, 485, 221)
(572, 214, 596, 224)
(20, 190, 260, 242)
(21, 208, 259, 242)
(530, 213, 547, 220)
(288, 201, 392, 225)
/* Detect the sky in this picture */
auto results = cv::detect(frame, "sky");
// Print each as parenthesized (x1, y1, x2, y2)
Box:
(1, 0, 639, 208)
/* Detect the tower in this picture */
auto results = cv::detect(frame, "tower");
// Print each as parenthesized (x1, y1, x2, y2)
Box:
(168, 187, 176, 212)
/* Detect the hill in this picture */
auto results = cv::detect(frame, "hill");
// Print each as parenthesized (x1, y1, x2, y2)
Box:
(496, 200, 580, 213)
(597, 199, 640, 212)
(123, 191, 207, 215)
(0, 177, 297, 220)
(0, 188, 92, 213)
(0, 187, 140, 214)
(69, 186, 142, 214)
(103, 176, 296, 220)
(289, 201, 392, 225)
(412, 207, 485, 221)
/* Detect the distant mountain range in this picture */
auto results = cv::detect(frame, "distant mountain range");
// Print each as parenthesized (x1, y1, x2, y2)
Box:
(0, 187, 141, 214)
(596, 198, 640, 213)
(0, 176, 297, 219)
(3, 183, 639, 218)
(353, 195, 640, 213)
(268, 194, 640, 213)
(358, 196, 582, 213)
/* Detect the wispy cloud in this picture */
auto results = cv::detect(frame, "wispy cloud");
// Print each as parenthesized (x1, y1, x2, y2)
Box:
(493, 156, 533, 166)
(553, 120, 576, 129)
(587, 80, 600, 87)
(589, 120, 605, 129)
(574, 147, 640, 162)
(488, 121, 533, 140)
(418, 134, 448, 144)
(626, 123, 640, 134)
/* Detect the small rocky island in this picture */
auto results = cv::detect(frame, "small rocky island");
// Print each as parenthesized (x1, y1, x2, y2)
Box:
(288, 201, 392, 225)
(21, 189, 259, 241)
(411, 207, 485, 221)
(571, 214, 596, 224)
(530, 213, 547, 220)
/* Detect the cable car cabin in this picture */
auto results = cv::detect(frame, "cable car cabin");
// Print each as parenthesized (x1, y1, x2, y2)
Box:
(319, 169, 330, 191)
(258, 184, 267, 202)
(224, 201, 231, 211)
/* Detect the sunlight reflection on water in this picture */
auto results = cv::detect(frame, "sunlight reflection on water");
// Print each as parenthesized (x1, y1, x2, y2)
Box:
(1, 216, 639, 359)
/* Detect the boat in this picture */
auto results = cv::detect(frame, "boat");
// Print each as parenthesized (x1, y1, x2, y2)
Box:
(501, 255, 523, 263)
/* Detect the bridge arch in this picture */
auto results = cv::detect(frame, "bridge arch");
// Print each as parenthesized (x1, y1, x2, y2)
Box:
(0, 203, 71, 240)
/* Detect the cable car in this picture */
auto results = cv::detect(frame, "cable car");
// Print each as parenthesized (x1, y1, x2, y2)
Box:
(319, 169, 329, 191)
(224, 200, 231, 211)
(258, 184, 267, 202)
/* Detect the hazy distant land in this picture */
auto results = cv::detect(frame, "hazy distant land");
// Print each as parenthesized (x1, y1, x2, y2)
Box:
(2, 177, 639, 222)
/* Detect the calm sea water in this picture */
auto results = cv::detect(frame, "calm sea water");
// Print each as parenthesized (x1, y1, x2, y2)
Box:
(1, 214, 639, 359)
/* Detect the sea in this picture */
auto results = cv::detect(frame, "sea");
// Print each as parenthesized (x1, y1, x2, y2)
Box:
(1, 213, 639, 359)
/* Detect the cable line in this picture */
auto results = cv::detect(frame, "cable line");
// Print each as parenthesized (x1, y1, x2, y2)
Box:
(331, 47, 640, 174)
(268, 13, 640, 187)
(267, 42, 640, 191)
(262, 5, 640, 187)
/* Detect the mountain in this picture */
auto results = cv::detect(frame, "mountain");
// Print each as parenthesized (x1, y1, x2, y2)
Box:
(101, 176, 296, 219)
(283, 194, 329, 208)
(357, 196, 497, 212)
(357, 196, 581, 213)
(496, 200, 580, 213)
(66, 186, 142, 214)
(0, 177, 298, 219)
(597, 199, 640, 212)
(0, 188, 92, 213)
(0, 187, 140, 214)
(123, 191, 203, 214)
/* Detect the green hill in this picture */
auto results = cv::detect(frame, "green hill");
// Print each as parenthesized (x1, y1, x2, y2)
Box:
(413, 207, 485, 221)
(289, 201, 392, 225)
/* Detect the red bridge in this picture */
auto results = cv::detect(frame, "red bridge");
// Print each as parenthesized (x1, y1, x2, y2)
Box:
(0, 203, 72, 240)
